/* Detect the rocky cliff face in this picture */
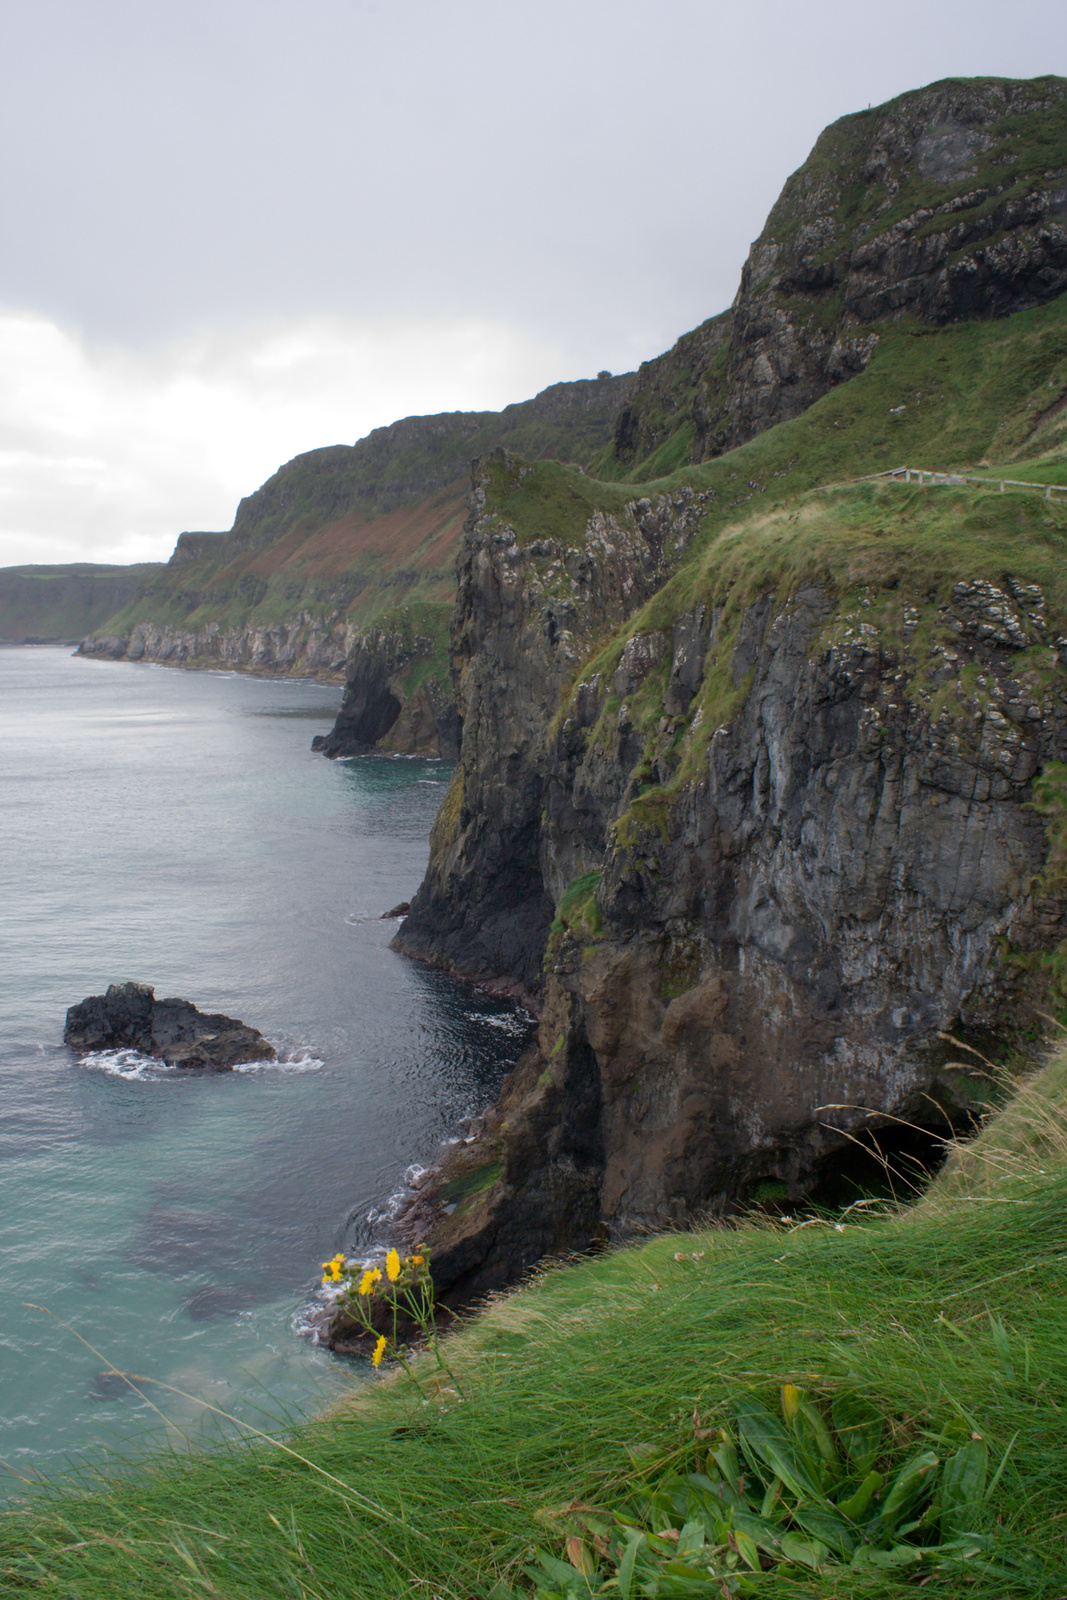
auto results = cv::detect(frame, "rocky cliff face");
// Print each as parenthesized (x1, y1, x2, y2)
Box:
(393, 453, 713, 996)
(75, 375, 634, 739)
(79, 611, 358, 678)
(611, 76, 1067, 474)
(311, 622, 459, 758)
(393, 472, 1067, 1302)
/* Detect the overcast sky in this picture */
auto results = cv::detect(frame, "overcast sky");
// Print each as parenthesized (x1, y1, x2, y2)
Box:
(1, 0, 1063, 565)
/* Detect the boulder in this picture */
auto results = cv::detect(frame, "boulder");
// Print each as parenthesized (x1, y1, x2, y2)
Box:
(64, 982, 276, 1070)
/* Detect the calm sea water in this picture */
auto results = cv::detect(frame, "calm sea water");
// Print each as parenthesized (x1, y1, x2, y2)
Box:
(0, 648, 533, 1492)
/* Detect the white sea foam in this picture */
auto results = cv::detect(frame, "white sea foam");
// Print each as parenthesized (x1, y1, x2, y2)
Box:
(78, 1047, 173, 1080)
(78, 1046, 323, 1078)
(364, 1162, 425, 1226)
(465, 1009, 531, 1035)
(233, 1048, 324, 1074)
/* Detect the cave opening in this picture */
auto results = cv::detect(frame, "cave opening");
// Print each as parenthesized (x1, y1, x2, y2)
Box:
(805, 1114, 982, 1210)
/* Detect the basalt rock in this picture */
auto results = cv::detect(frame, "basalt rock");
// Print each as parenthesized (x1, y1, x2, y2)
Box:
(391, 453, 714, 1000)
(64, 982, 276, 1070)
(311, 626, 459, 759)
(394, 490, 1067, 1299)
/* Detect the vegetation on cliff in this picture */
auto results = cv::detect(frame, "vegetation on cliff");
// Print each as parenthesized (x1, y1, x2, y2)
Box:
(394, 266, 1067, 1297)
(73, 374, 633, 692)
(600, 74, 1067, 478)
(3, 1053, 1066, 1596)
(0, 562, 161, 644)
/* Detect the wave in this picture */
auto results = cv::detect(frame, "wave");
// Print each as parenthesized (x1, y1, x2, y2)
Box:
(77, 1045, 324, 1079)
(77, 1047, 174, 1080)
(234, 1048, 324, 1074)
(465, 1009, 532, 1035)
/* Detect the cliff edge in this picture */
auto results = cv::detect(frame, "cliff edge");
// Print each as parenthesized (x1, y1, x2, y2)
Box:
(388, 76, 1067, 1303)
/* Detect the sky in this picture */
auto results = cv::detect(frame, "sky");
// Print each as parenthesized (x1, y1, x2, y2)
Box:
(0, 0, 1064, 566)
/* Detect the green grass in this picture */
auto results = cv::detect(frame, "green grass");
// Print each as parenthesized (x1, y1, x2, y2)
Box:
(0, 564, 162, 643)
(5, 1056, 1067, 1597)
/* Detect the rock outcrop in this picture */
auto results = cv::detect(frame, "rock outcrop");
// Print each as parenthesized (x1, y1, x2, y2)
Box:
(393, 453, 713, 998)
(613, 75, 1067, 472)
(79, 612, 359, 678)
(311, 623, 459, 758)
(64, 982, 276, 1070)
(391, 457, 1067, 1301)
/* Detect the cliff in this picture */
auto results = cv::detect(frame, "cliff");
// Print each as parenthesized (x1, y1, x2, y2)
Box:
(74, 373, 632, 755)
(0, 562, 161, 644)
(601, 75, 1067, 479)
(386, 75, 1067, 1304)
(76, 373, 632, 702)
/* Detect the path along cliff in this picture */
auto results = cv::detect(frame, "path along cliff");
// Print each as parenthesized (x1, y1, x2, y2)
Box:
(359, 74, 1067, 1321)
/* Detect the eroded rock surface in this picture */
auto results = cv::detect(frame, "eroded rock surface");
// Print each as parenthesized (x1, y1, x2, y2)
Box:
(392, 454, 713, 998)
(391, 489, 1067, 1302)
(311, 627, 459, 759)
(64, 982, 276, 1070)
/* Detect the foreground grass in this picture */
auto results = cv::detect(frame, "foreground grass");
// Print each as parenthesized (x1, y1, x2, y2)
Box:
(4, 1056, 1067, 1600)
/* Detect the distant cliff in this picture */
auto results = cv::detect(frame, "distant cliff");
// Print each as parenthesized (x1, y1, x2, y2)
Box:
(0, 562, 161, 644)
(76, 373, 633, 751)
(387, 76, 1067, 1303)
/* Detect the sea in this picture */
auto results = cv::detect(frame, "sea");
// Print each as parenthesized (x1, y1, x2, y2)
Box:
(0, 646, 534, 1493)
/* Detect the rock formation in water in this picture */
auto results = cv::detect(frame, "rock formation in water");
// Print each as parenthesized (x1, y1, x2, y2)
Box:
(383, 75, 1067, 1307)
(64, 982, 276, 1070)
(311, 620, 460, 759)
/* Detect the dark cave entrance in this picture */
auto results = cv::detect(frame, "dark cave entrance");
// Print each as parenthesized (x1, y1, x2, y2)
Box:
(806, 1114, 981, 1210)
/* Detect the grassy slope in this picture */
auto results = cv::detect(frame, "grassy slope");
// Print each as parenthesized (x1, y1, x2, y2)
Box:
(490, 296, 1067, 957)
(589, 291, 1067, 547)
(3, 1055, 1066, 1598)
(592, 75, 1067, 483)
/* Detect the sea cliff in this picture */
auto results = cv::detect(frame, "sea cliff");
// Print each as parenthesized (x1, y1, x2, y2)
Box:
(385, 74, 1067, 1304)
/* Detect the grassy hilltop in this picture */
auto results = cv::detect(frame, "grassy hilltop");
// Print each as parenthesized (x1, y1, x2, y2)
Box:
(0, 563, 161, 644)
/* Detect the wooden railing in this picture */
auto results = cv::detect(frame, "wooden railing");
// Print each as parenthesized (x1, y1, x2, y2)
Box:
(867, 465, 1067, 499)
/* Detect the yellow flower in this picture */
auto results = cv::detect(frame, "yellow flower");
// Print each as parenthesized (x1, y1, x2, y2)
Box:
(358, 1267, 382, 1296)
(385, 1248, 401, 1282)
(372, 1334, 387, 1367)
(321, 1252, 346, 1285)
(411, 1254, 425, 1266)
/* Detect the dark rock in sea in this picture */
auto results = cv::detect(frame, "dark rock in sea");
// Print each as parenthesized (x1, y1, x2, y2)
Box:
(89, 1370, 142, 1402)
(381, 901, 411, 919)
(63, 982, 276, 1070)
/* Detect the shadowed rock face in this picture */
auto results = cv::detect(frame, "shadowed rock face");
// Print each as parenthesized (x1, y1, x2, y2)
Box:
(63, 982, 275, 1070)
(311, 627, 460, 759)
(377, 424, 1067, 1307)
(391, 455, 714, 1000)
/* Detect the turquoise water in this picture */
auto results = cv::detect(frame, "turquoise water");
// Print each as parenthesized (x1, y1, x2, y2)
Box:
(0, 648, 533, 1490)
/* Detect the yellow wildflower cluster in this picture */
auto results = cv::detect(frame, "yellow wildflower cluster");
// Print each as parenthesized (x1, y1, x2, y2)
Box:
(320, 1252, 346, 1285)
